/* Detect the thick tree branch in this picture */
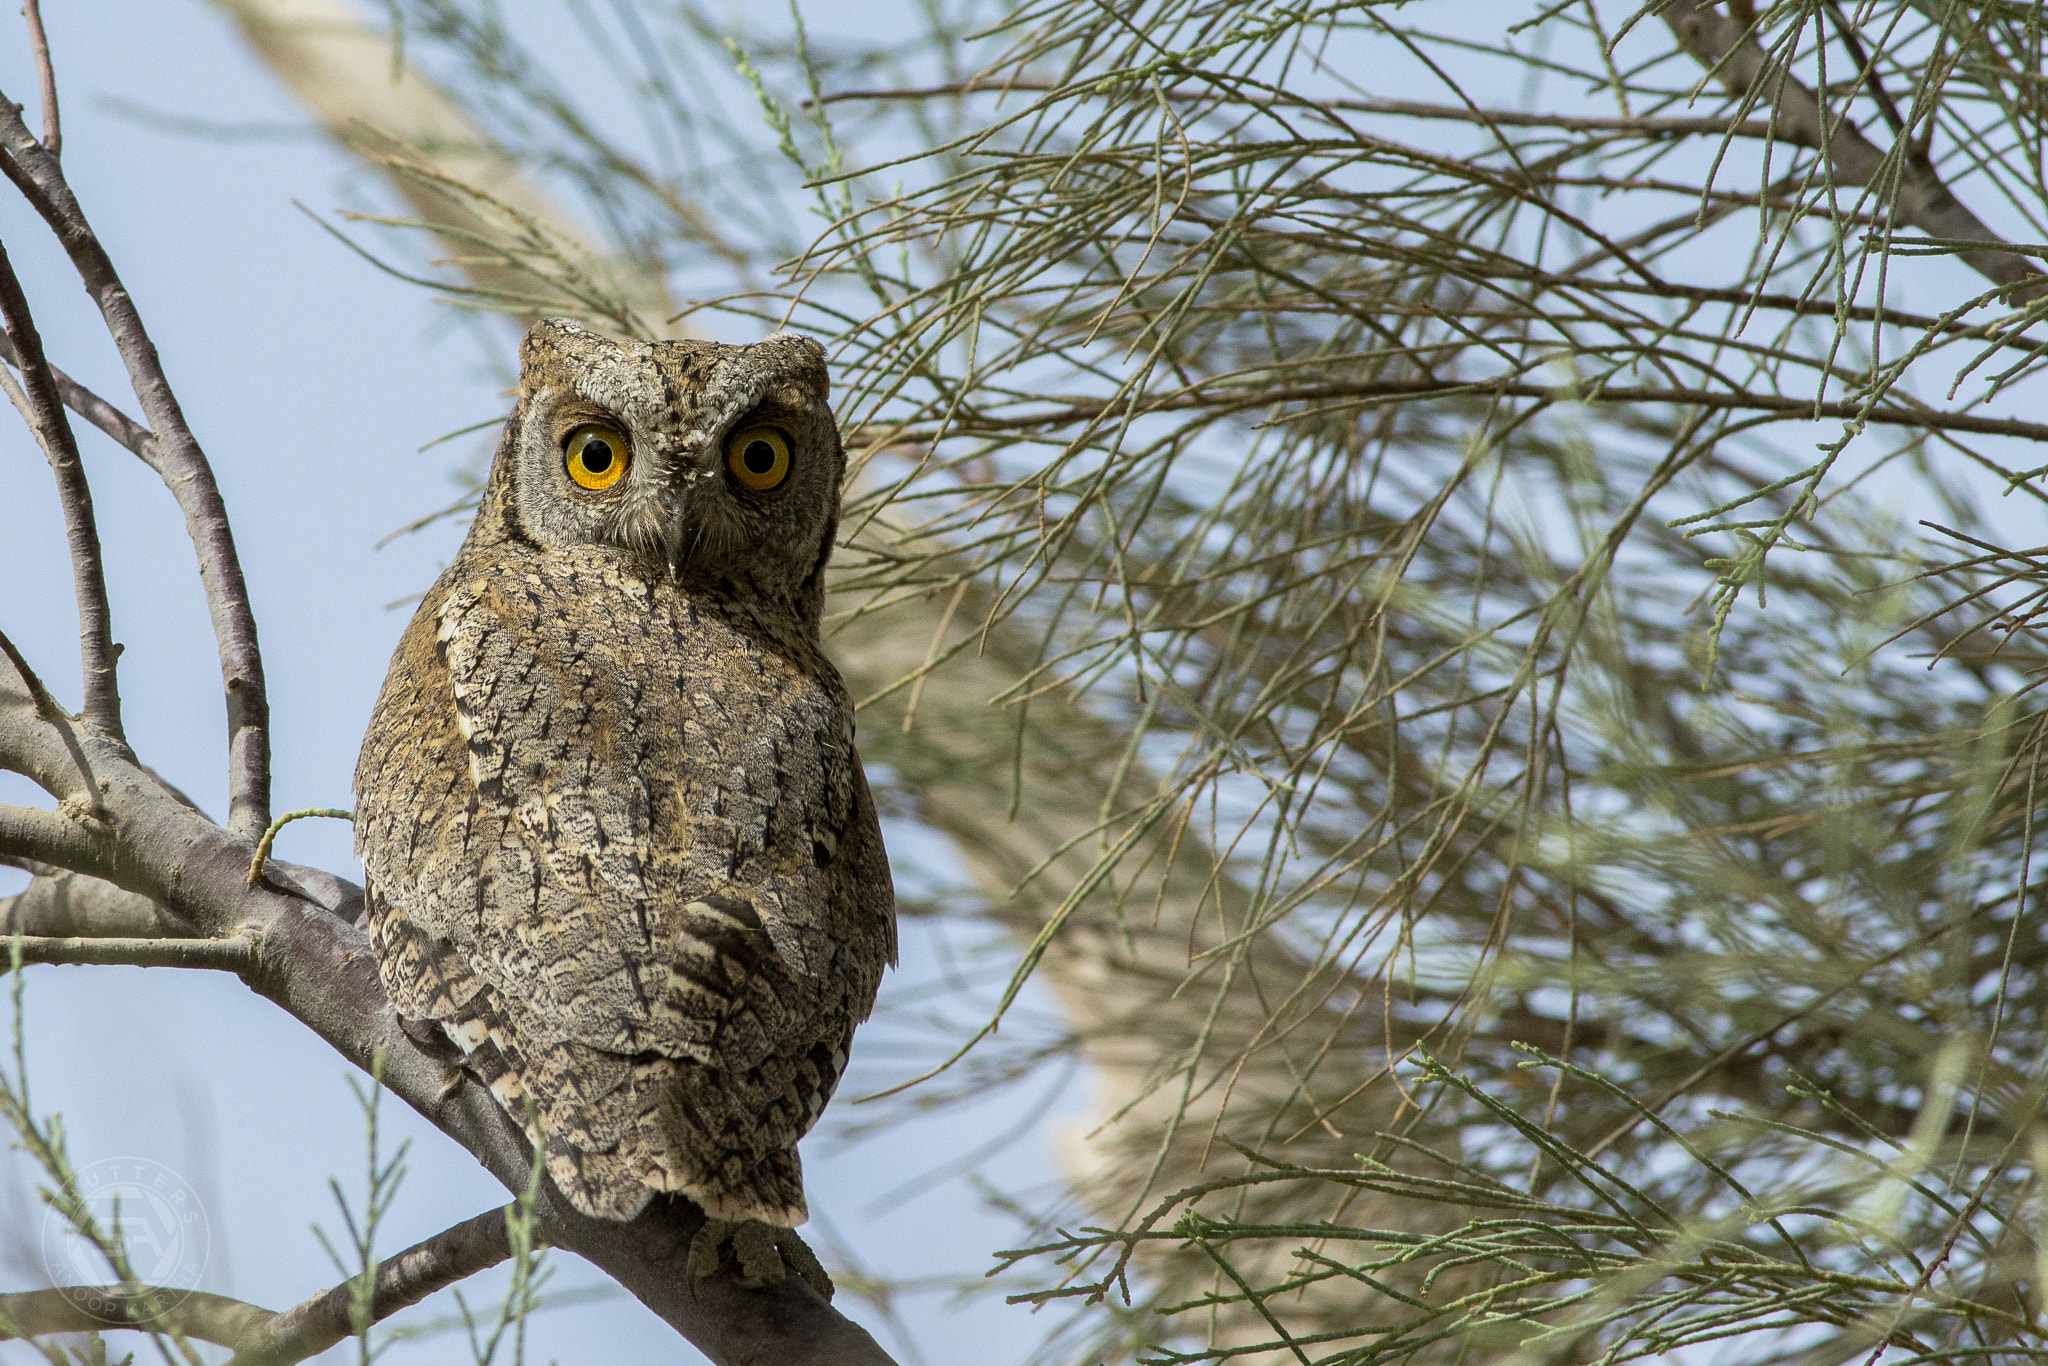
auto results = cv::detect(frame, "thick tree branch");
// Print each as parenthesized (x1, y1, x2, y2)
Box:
(0, 869, 193, 938)
(0, 802, 113, 875)
(0, 237, 122, 737)
(0, 94, 271, 838)
(1662, 0, 2047, 297)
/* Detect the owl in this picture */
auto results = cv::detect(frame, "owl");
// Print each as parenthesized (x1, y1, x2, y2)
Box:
(353, 318, 896, 1297)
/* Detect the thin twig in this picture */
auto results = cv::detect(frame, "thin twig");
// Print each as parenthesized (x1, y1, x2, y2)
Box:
(0, 236, 122, 737)
(4, 931, 258, 972)
(0, 331, 158, 461)
(814, 81, 1792, 142)
(247, 807, 353, 886)
(21, 0, 58, 158)
(0, 92, 271, 836)
(911, 377, 2048, 444)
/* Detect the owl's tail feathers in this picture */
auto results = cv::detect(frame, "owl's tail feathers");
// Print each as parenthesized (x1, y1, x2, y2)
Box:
(521, 1044, 809, 1230)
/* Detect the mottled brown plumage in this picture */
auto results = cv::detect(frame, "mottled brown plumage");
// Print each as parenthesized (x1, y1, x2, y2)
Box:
(355, 319, 895, 1293)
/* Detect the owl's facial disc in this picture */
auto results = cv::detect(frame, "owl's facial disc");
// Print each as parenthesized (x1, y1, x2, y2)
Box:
(506, 320, 842, 601)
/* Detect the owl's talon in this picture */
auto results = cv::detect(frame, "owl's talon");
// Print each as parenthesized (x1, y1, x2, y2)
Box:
(776, 1227, 834, 1301)
(687, 1219, 834, 1300)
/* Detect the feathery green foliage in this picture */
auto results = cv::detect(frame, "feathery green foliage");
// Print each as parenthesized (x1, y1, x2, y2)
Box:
(352, 2, 2048, 1361)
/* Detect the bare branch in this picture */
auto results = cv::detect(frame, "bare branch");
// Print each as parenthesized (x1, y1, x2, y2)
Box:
(0, 1286, 272, 1348)
(0, 331, 157, 461)
(0, 94, 271, 837)
(0, 869, 193, 939)
(227, 1206, 515, 1366)
(0, 802, 110, 876)
(818, 81, 1794, 143)
(0, 237, 122, 737)
(1662, 0, 2047, 296)
(0, 624, 100, 804)
(4, 931, 256, 971)
(20, 0, 58, 158)
(901, 378, 2048, 443)
(0, 1211, 511, 1363)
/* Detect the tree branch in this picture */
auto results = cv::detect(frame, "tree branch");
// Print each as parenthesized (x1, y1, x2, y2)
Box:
(0, 331, 158, 462)
(892, 377, 2048, 443)
(0, 1286, 272, 1349)
(0, 869, 193, 939)
(0, 802, 112, 876)
(20, 0, 59, 158)
(229, 1206, 516, 1365)
(4, 931, 256, 971)
(0, 625, 102, 805)
(0, 94, 271, 838)
(0, 237, 122, 738)
(814, 81, 1795, 143)
(1662, 0, 2047, 297)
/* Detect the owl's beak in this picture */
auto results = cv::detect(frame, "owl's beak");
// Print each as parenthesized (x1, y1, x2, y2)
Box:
(662, 515, 689, 579)
(660, 488, 698, 579)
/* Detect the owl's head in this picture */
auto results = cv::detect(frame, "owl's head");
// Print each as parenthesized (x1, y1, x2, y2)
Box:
(481, 318, 844, 607)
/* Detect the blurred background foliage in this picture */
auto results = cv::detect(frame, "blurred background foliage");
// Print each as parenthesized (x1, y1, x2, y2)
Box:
(223, 0, 2048, 1361)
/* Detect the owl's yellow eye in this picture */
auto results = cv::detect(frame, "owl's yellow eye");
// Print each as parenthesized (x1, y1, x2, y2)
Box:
(725, 426, 791, 492)
(564, 424, 630, 491)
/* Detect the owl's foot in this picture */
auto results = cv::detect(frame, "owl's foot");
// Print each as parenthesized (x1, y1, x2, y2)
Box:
(687, 1218, 833, 1300)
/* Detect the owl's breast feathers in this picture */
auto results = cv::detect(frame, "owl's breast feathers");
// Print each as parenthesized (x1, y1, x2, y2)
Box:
(355, 547, 894, 1224)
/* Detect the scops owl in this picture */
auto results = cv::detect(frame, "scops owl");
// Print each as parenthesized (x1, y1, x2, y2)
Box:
(354, 318, 895, 1296)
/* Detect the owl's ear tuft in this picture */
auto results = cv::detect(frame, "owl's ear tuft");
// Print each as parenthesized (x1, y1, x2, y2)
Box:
(761, 330, 830, 399)
(521, 318, 622, 376)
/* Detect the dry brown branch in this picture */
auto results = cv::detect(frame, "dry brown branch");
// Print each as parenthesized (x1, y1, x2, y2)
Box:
(226, 1206, 516, 1365)
(1662, 0, 2046, 296)
(0, 94, 271, 838)
(0, 868, 193, 939)
(878, 378, 2048, 444)
(4, 932, 258, 972)
(0, 1285, 271, 1348)
(819, 80, 1793, 143)
(0, 237, 121, 737)
(0, 1207, 516, 1365)
(0, 332, 156, 460)
(21, 0, 58, 158)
